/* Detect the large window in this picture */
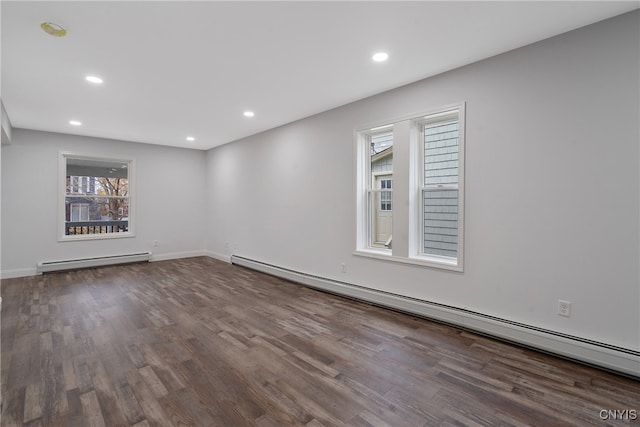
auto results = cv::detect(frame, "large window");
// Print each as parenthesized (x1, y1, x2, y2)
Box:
(59, 154, 134, 240)
(356, 104, 465, 271)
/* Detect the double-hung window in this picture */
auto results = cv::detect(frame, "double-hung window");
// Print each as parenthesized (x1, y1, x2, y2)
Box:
(356, 104, 465, 271)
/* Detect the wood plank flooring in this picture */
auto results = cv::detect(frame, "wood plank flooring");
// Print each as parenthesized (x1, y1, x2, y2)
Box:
(1, 257, 638, 426)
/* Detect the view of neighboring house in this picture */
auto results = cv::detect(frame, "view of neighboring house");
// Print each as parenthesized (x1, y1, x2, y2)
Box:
(64, 158, 129, 235)
(370, 131, 393, 247)
(422, 118, 460, 258)
(367, 118, 460, 256)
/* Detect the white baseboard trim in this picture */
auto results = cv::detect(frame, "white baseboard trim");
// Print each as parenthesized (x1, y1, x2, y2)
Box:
(38, 252, 151, 273)
(2, 250, 210, 278)
(1, 267, 38, 279)
(230, 255, 640, 379)
(150, 250, 209, 262)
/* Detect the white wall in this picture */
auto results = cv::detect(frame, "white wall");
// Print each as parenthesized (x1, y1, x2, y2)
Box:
(1, 129, 207, 277)
(205, 11, 639, 351)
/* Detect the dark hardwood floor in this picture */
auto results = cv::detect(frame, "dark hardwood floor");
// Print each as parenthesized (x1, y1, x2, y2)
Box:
(1, 257, 638, 426)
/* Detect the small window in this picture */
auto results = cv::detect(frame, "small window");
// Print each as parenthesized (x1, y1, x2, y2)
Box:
(60, 154, 134, 240)
(70, 203, 90, 222)
(379, 179, 392, 211)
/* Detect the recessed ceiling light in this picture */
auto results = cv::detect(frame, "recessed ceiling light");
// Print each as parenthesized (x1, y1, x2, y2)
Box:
(40, 22, 66, 37)
(69, 120, 82, 126)
(243, 111, 255, 118)
(85, 75, 103, 84)
(372, 52, 389, 62)
(186, 136, 195, 142)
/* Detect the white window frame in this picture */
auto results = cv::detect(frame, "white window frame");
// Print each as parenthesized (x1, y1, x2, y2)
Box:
(59, 153, 136, 241)
(355, 103, 465, 272)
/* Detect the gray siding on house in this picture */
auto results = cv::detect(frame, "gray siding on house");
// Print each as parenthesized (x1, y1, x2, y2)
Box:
(424, 122, 459, 185)
(423, 189, 458, 257)
(423, 121, 459, 257)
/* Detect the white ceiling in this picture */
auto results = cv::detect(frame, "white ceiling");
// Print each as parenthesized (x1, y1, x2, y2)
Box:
(2, 1, 638, 150)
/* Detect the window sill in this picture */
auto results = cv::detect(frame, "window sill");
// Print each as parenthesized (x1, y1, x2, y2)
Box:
(354, 249, 463, 272)
(59, 232, 135, 242)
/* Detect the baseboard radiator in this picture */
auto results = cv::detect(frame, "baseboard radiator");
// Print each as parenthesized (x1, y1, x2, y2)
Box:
(230, 255, 640, 379)
(37, 252, 151, 273)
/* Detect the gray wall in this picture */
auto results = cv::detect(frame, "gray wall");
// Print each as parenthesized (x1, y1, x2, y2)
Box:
(205, 11, 639, 351)
(1, 130, 207, 276)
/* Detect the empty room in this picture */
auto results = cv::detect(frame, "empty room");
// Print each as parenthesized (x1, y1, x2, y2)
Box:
(1, 1, 639, 426)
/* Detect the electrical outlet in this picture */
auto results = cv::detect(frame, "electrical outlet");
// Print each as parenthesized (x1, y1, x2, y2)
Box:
(558, 300, 571, 317)
(153, 240, 159, 247)
(341, 263, 347, 273)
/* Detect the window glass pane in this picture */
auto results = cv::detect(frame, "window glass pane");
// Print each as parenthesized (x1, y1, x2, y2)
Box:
(369, 131, 393, 250)
(370, 131, 393, 156)
(423, 189, 458, 257)
(423, 115, 459, 258)
(424, 121, 458, 186)
(368, 190, 393, 248)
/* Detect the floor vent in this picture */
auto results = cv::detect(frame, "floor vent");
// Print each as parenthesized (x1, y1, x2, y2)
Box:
(230, 255, 640, 379)
(37, 252, 151, 273)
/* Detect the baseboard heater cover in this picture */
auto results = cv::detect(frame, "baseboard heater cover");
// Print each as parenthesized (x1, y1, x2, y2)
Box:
(230, 255, 640, 379)
(37, 252, 151, 273)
